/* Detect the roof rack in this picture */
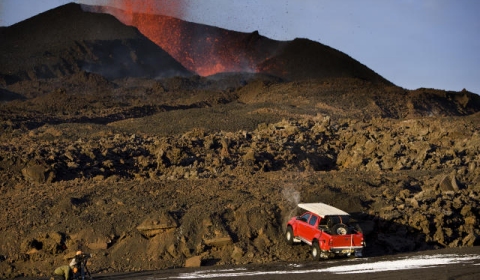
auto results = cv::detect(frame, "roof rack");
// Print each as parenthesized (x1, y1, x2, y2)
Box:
(297, 203, 349, 218)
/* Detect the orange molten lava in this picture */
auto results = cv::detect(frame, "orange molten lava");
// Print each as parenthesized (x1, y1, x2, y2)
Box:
(94, 0, 259, 76)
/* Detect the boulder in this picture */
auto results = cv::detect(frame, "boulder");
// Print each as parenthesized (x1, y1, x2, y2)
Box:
(231, 246, 244, 262)
(202, 217, 232, 247)
(185, 255, 201, 268)
(21, 161, 50, 183)
(462, 233, 479, 246)
(68, 228, 111, 251)
(136, 212, 178, 238)
(437, 174, 460, 193)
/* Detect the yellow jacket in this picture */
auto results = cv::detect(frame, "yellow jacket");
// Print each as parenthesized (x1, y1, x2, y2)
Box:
(53, 265, 72, 280)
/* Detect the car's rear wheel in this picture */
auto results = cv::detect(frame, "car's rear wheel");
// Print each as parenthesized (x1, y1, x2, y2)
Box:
(285, 226, 294, 245)
(355, 249, 363, 258)
(312, 241, 321, 260)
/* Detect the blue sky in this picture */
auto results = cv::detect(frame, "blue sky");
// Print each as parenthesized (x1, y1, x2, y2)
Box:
(1, 0, 479, 94)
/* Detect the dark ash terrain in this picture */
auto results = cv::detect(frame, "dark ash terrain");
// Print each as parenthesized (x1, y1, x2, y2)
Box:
(1, 3, 479, 279)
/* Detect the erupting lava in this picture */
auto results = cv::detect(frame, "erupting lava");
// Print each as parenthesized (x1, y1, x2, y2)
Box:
(86, 0, 261, 76)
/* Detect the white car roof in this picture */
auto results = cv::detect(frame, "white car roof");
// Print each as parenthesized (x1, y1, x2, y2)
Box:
(297, 203, 349, 218)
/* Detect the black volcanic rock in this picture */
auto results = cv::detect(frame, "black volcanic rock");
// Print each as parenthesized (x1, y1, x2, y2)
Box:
(0, 88, 25, 102)
(0, 3, 192, 83)
(257, 38, 392, 84)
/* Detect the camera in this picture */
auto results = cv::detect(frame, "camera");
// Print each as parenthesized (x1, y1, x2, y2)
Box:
(74, 253, 91, 263)
(72, 253, 93, 280)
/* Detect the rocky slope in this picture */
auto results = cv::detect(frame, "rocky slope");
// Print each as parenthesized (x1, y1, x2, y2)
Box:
(0, 4, 191, 84)
(1, 109, 479, 278)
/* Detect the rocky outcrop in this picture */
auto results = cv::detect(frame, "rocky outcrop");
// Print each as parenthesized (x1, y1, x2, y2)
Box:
(3, 114, 479, 185)
(136, 212, 177, 238)
(0, 114, 479, 278)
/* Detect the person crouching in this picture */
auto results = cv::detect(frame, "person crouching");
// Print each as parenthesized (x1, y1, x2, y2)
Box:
(50, 251, 82, 280)
(50, 263, 76, 280)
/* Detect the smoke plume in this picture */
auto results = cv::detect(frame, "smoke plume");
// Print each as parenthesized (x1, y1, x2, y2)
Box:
(281, 185, 300, 232)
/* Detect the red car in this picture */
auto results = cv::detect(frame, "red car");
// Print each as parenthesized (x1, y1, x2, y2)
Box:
(286, 203, 365, 260)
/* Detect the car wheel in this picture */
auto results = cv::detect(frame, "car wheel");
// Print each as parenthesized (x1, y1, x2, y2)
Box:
(355, 249, 363, 258)
(312, 241, 321, 261)
(286, 226, 294, 245)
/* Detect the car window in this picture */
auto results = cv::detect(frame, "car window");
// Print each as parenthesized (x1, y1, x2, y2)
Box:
(319, 217, 328, 226)
(340, 215, 350, 224)
(329, 216, 340, 225)
(309, 215, 318, 226)
(300, 213, 311, 222)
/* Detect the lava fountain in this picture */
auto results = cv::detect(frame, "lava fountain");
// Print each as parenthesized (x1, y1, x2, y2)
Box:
(84, 0, 274, 76)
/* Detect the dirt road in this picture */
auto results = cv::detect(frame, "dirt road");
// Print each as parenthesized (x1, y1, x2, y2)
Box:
(17, 247, 480, 280)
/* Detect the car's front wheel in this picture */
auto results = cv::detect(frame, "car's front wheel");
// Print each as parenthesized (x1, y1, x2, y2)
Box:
(285, 226, 294, 245)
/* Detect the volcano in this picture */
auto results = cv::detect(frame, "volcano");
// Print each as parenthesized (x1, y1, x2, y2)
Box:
(1, 3, 391, 85)
(85, 4, 392, 84)
(0, 3, 192, 84)
(0, 3, 479, 118)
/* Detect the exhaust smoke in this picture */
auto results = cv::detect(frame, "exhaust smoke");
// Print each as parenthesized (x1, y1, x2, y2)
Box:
(281, 186, 300, 232)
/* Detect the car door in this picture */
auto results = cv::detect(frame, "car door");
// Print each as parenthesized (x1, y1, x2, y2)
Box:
(295, 212, 311, 238)
(303, 214, 319, 242)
